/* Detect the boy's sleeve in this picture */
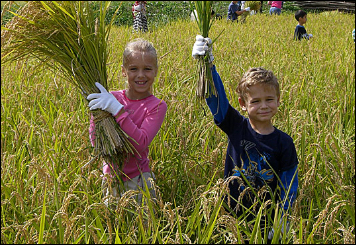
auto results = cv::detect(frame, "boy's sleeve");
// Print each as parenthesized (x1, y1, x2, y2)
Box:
(294, 26, 309, 41)
(278, 135, 299, 212)
(205, 65, 229, 124)
(279, 165, 298, 212)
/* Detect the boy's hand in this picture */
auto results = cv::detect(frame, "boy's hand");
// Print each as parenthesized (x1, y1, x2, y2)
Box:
(192, 35, 214, 63)
(87, 82, 124, 117)
(308, 34, 313, 38)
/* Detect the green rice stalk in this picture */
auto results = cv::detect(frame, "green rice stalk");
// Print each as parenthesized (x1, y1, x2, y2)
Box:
(1, 1, 138, 169)
(191, 1, 223, 99)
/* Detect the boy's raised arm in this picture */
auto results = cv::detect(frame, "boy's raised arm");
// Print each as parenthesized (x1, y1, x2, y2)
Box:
(192, 35, 229, 123)
(206, 65, 229, 124)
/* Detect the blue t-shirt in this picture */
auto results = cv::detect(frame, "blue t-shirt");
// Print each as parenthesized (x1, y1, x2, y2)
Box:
(294, 25, 309, 41)
(206, 65, 299, 212)
(227, 1, 241, 21)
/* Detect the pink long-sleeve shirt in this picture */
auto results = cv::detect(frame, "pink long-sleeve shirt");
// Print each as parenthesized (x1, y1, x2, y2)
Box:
(270, 1, 282, 9)
(89, 89, 167, 181)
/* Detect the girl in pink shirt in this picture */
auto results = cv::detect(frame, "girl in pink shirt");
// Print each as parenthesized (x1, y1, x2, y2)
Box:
(87, 38, 167, 208)
(268, 1, 283, 15)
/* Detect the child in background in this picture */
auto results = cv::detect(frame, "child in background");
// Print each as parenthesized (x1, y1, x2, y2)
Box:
(132, 1, 148, 33)
(268, 1, 283, 15)
(227, 1, 248, 23)
(192, 35, 299, 240)
(87, 38, 167, 208)
(294, 10, 313, 41)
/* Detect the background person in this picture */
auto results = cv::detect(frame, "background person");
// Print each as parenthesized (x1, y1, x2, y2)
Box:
(268, 1, 283, 15)
(132, 1, 148, 32)
(227, 1, 248, 23)
(294, 10, 313, 41)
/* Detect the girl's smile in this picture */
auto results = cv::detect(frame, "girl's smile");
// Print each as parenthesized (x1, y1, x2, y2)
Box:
(122, 51, 158, 100)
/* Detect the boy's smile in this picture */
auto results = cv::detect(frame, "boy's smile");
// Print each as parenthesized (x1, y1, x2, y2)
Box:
(239, 83, 280, 134)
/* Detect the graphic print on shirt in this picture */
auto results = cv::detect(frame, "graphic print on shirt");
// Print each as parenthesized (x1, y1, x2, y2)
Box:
(232, 140, 274, 191)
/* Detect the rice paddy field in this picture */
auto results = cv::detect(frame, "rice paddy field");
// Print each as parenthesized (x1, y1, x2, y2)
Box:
(1, 7, 355, 244)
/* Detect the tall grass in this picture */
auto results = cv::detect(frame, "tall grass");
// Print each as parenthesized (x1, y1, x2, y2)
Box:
(1, 10, 355, 244)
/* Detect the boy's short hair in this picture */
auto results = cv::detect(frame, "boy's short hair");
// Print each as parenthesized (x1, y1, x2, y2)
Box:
(295, 10, 307, 21)
(236, 67, 280, 102)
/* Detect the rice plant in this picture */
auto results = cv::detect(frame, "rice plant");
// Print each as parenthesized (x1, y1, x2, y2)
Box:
(241, 1, 262, 23)
(191, 1, 223, 98)
(1, 1, 136, 169)
(1, 4, 355, 244)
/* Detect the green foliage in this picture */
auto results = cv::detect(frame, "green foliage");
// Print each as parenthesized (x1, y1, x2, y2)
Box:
(0, 1, 313, 29)
(1, 1, 137, 173)
(1, 5, 355, 245)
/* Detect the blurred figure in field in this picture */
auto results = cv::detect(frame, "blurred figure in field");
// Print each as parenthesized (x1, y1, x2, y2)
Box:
(352, 29, 355, 42)
(268, 1, 283, 15)
(132, 1, 148, 33)
(294, 10, 313, 41)
(227, 1, 248, 23)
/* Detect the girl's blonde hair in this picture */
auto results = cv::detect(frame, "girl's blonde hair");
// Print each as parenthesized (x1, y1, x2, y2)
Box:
(122, 38, 158, 68)
(236, 67, 280, 102)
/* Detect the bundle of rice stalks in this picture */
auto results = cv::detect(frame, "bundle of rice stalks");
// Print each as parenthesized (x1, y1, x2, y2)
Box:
(245, 1, 262, 12)
(1, 1, 138, 169)
(241, 1, 262, 23)
(191, 1, 223, 99)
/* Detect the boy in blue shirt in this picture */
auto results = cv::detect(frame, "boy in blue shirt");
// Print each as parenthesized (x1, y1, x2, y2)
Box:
(227, 1, 248, 22)
(192, 35, 299, 240)
(294, 10, 313, 40)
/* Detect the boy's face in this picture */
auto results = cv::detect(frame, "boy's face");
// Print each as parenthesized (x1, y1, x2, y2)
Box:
(299, 15, 307, 25)
(239, 84, 280, 125)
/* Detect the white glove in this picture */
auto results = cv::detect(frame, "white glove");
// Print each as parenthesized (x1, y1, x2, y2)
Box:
(192, 35, 214, 63)
(133, 4, 142, 11)
(308, 34, 313, 38)
(245, 7, 250, 11)
(87, 82, 124, 116)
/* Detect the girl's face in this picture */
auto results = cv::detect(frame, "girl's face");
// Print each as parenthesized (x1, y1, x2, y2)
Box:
(239, 83, 280, 126)
(122, 51, 158, 100)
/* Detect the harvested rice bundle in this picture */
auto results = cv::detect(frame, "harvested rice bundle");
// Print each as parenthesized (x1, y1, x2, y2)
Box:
(191, 1, 223, 99)
(241, 1, 262, 22)
(245, 1, 262, 12)
(1, 1, 138, 169)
